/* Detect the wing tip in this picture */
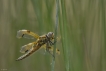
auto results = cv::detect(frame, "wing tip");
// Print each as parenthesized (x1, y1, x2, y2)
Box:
(17, 30, 27, 38)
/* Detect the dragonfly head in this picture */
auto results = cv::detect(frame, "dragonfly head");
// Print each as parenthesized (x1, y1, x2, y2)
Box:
(47, 32, 54, 39)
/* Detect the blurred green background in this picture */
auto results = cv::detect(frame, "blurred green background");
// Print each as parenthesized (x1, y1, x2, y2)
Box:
(0, 0, 106, 71)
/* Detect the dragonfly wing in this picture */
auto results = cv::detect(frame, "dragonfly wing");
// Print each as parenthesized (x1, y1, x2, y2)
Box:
(20, 42, 37, 53)
(20, 43, 34, 53)
(16, 46, 34, 61)
(42, 44, 60, 55)
(48, 46, 60, 55)
(17, 30, 39, 39)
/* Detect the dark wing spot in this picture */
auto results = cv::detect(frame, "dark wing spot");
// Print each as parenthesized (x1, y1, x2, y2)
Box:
(25, 50, 28, 53)
(48, 47, 51, 49)
(57, 49, 60, 51)
(27, 30, 30, 33)
(22, 34, 24, 37)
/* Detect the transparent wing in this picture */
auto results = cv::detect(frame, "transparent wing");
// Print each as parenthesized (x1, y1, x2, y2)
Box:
(17, 30, 39, 39)
(16, 47, 34, 61)
(42, 44, 60, 55)
(56, 36, 61, 42)
(48, 46, 60, 55)
(20, 42, 37, 53)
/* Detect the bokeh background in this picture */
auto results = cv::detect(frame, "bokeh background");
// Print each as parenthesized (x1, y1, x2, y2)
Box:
(0, 0, 106, 71)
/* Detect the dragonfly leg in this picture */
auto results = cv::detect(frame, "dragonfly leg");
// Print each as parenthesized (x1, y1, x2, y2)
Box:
(46, 43, 54, 57)
(49, 40, 57, 45)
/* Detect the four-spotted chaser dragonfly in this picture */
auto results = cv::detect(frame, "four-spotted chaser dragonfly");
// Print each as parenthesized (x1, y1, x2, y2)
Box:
(16, 30, 60, 61)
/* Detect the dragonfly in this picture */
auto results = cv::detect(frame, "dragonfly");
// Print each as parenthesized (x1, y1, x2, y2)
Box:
(16, 30, 60, 61)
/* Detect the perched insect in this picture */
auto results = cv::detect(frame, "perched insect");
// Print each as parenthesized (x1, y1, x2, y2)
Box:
(16, 30, 60, 61)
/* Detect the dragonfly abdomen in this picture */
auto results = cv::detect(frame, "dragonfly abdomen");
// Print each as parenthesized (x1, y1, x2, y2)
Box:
(16, 44, 42, 61)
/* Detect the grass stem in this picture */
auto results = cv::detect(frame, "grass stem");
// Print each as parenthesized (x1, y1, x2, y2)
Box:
(51, 0, 59, 71)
